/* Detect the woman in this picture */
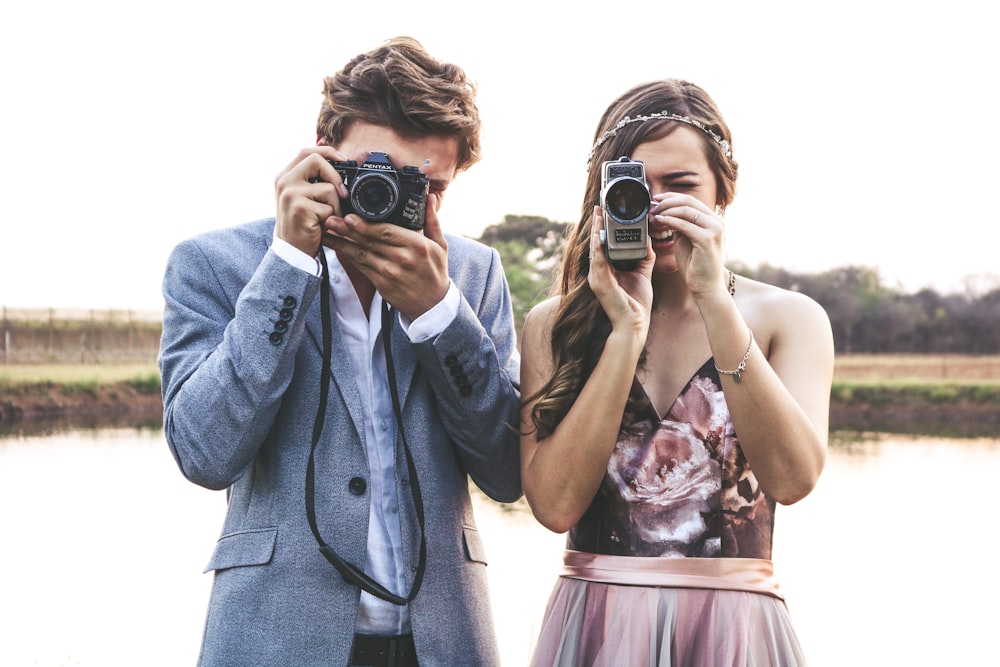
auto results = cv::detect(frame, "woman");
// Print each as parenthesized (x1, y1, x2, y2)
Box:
(519, 79, 834, 666)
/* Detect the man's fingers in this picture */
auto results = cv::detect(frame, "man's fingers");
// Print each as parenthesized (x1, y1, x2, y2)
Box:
(422, 193, 447, 250)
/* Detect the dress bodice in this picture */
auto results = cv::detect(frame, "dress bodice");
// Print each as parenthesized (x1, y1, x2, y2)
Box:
(567, 360, 775, 559)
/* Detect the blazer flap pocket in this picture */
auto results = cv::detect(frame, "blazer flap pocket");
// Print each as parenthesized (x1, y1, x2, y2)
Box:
(462, 525, 487, 565)
(204, 527, 277, 573)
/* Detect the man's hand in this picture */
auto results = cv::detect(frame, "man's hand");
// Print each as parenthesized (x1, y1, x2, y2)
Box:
(324, 192, 450, 321)
(274, 147, 350, 256)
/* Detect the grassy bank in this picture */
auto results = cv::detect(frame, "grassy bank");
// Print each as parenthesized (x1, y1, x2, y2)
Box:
(4, 355, 999, 385)
(827, 355, 1000, 436)
(0, 362, 162, 427)
(1, 357, 998, 436)
(5, 356, 999, 392)
(831, 353, 1000, 405)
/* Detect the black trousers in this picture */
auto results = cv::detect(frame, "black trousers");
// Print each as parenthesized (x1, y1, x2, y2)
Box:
(350, 633, 418, 667)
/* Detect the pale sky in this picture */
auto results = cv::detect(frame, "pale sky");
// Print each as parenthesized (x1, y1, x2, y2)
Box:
(2, 0, 997, 311)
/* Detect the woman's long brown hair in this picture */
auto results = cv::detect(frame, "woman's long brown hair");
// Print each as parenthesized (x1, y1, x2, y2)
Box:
(527, 79, 739, 440)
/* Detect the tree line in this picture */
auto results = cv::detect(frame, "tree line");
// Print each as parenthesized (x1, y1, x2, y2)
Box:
(477, 215, 1000, 355)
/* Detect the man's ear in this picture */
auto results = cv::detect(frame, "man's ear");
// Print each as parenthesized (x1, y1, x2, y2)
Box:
(316, 135, 327, 147)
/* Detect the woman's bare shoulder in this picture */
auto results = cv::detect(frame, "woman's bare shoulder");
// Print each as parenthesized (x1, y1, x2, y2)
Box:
(738, 275, 828, 320)
(520, 296, 563, 383)
(736, 276, 833, 360)
(524, 295, 561, 331)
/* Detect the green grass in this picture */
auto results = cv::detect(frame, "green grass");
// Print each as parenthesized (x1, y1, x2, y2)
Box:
(0, 362, 160, 390)
(126, 371, 163, 395)
(2, 362, 998, 406)
(831, 381, 1000, 405)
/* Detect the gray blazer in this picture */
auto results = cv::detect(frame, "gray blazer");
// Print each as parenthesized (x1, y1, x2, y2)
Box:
(158, 218, 522, 666)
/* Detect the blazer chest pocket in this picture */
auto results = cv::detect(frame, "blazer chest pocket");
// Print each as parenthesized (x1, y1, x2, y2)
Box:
(462, 525, 488, 565)
(204, 527, 278, 573)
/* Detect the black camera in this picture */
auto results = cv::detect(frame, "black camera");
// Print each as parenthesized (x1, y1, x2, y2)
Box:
(330, 151, 429, 230)
(599, 156, 650, 269)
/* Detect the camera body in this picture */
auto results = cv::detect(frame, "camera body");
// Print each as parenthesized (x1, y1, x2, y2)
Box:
(599, 156, 650, 269)
(330, 151, 429, 230)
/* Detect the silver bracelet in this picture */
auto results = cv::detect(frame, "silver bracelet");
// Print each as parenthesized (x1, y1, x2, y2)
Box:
(715, 327, 754, 383)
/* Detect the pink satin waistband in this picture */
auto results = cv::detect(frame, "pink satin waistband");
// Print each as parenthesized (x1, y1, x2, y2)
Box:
(559, 549, 784, 600)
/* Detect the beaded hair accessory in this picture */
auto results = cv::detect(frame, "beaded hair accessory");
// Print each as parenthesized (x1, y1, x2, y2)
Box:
(586, 110, 732, 167)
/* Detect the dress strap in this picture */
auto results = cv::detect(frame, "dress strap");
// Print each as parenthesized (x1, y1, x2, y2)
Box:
(559, 549, 785, 600)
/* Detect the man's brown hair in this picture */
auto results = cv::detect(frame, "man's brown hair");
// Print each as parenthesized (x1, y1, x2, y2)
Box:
(316, 36, 482, 173)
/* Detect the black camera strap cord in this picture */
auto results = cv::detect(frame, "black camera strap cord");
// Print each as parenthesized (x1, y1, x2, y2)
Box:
(305, 249, 427, 605)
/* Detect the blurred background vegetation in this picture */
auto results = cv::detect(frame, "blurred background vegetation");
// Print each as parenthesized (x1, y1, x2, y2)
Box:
(3, 215, 999, 363)
(482, 215, 1000, 355)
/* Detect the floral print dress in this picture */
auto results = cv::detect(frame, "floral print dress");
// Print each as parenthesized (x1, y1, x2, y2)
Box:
(568, 359, 774, 560)
(529, 360, 808, 667)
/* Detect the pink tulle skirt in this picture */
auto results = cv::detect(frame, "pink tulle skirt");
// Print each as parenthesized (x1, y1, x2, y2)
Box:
(529, 550, 807, 667)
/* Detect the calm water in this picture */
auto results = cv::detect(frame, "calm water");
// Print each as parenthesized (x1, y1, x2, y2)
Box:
(1, 428, 998, 667)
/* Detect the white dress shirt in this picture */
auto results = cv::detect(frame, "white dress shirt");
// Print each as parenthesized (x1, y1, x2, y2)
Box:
(271, 235, 460, 634)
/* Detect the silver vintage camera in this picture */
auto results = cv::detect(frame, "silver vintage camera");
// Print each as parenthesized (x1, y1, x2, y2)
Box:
(329, 151, 429, 230)
(599, 156, 650, 269)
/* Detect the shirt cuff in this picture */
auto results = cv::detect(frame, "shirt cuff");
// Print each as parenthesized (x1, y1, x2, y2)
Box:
(401, 282, 460, 342)
(271, 233, 322, 276)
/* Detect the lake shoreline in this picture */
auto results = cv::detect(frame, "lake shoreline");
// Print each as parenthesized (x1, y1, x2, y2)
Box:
(1, 380, 997, 438)
(829, 401, 999, 438)
(0, 381, 162, 424)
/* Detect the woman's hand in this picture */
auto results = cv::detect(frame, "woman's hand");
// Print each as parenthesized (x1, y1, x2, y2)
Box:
(650, 193, 727, 298)
(589, 206, 654, 337)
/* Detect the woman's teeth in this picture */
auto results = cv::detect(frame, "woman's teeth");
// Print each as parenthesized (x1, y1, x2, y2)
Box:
(651, 229, 674, 241)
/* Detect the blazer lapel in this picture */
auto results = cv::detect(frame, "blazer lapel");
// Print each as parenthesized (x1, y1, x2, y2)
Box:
(304, 294, 367, 439)
(385, 309, 419, 413)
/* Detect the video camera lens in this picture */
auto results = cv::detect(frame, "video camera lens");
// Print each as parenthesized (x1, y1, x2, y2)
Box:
(604, 179, 650, 225)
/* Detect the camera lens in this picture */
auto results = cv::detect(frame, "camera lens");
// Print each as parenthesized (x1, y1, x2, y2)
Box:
(605, 179, 649, 224)
(351, 172, 399, 221)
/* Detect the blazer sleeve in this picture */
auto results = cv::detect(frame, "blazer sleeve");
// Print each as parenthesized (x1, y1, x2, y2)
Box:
(415, 241, 523, 503)
(158, 233, 321, 490)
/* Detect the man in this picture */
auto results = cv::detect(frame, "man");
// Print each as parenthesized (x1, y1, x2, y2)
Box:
(158, 37, 521, 666)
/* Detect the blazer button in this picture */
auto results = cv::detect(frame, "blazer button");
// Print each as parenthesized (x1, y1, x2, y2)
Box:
(348, 477, 367, 495)
(279, 307, 294, 321)
(269, 332, 283, 345)
(273, 320, 288, 333)
(283, 296, 297, 308)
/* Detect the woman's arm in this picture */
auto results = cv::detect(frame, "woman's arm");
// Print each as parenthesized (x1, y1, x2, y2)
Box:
(519, 300, 646, 532)
(519, 209, 655, 533)
(698, 285, 834, 505)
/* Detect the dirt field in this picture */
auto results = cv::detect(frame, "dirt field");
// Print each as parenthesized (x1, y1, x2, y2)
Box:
(834, 354, 1000, 383)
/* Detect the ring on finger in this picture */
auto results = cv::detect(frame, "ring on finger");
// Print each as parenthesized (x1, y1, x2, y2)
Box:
(692, 211, 701, 225)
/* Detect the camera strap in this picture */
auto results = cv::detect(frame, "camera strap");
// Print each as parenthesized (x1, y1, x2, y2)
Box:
(305, 249, 427, 605)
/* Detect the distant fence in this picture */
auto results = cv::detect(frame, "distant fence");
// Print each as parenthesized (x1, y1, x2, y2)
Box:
(1, 307, 162, 363)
